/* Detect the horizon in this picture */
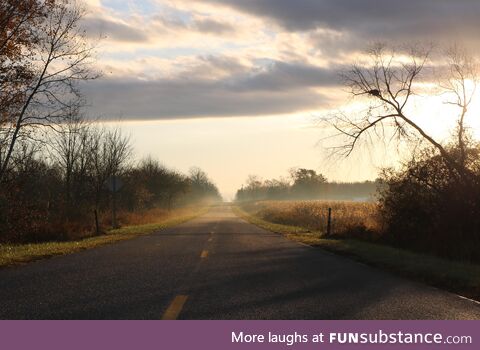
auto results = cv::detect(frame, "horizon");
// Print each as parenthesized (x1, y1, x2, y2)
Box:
(79, 0, 480, 199)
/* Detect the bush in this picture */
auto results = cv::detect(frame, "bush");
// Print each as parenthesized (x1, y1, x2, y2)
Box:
(379, 146, 480, 262)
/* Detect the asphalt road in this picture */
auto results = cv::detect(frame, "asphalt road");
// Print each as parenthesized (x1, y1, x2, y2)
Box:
(1, 205, 479, 320)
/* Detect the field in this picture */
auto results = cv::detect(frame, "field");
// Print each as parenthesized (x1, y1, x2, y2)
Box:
(240, 200, 382, 240)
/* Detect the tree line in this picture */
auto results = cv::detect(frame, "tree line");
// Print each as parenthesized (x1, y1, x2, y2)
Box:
(0, 0, 221, 244)
(236, 168, 378, 202)
(0, 115, 221, 243)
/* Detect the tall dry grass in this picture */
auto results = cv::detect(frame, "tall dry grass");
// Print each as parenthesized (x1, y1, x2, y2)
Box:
(30, 207, 201, 242)
(115, 207, 197, 226)
(241, 200, 382, 240)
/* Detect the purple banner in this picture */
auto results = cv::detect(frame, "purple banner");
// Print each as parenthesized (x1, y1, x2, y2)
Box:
(0, 321, 477, 350)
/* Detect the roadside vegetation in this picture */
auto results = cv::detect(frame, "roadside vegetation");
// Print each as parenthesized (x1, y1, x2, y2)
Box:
(238, 200, 381, 240)
(0, 206, 208, 267)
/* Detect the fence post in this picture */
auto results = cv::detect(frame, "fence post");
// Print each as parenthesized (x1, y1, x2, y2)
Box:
(94, 209, 100, 235)
(326, 208, 332, 237)
(112, 175, 117, 229)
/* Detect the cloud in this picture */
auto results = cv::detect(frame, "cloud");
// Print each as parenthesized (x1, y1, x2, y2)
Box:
(79, 0, 480, 122)
(197, 0, 480, 49)
(82, 17, 149, 42)
(197, 0, 479, 31)
(194, 18, 234, 34)
(231, 61, 339, 91)
(83, 60, 337, 119)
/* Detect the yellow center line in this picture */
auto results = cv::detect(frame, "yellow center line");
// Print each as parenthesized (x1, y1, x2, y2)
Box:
(161, 295, 188, 320)
(201, 250, 209, 258)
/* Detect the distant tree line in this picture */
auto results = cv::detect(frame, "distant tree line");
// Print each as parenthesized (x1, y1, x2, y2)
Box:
(235, 168, 378, 202)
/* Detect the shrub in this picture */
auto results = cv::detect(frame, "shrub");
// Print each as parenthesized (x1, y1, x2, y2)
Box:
(379, 146, 480, 261)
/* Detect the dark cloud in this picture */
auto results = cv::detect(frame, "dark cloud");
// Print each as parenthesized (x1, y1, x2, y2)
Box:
(82, 17, 149, 42)
(155, 15, 236, 36)
(231, 61, 339, 91)
(83, 61, 337, 119)
(200, 0, 480, 49)
(180, 55, 248, 78)
(194, 18, 234, 34)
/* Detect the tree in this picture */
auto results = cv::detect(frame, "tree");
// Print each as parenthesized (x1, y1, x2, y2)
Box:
(187, 167, 221, 202)
(89, 128, 132, 211)
(123, 157, 173, 210)
(379, 143, 480, 261)
(0, 0, 97, 183)
(332, 44, 480, 260)
(49, 108, 92, 213)
(329, 44, 478, 185)
(441, 46, 478, 168)
(290, 168, 327, 198)
(164, 171, 188, 210)
(1, 1, 53, 118)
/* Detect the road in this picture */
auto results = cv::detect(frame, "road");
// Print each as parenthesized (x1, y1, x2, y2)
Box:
(0, 205, 479, 320)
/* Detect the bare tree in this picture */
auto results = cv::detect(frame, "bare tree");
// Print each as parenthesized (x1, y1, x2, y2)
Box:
(0, 0, 97, 183)
(49, 107, 92, 208)
(441, 46, 478, 167)
(328, 44, 478, 183)
(89, 127, 132, 210)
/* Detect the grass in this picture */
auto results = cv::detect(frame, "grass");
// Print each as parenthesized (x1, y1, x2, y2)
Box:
(0, 206, 209, 268)
(241, 200, 381, 239)
(233, 204, 480, 301)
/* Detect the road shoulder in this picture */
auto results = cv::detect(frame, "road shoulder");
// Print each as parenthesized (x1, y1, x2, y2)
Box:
(232, 204, 480, 303)
(0, 207, 209, 268)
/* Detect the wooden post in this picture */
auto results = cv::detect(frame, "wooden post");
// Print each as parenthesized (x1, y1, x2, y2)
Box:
(94, 209, 100, 235)
(112, 176, 117, 229)
(326, 208, 332, 237)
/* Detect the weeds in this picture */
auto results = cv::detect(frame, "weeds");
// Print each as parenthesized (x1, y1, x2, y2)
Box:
(241, 200, 381, 240)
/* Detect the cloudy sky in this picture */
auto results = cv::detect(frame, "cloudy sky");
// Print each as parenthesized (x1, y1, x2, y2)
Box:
(81, 0, 480, 199)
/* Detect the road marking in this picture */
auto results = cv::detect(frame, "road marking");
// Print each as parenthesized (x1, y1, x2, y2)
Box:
(296, 242, 314, 249)
(457, 294, 480, 305)
(201, 250, 209, 258)
(162, 295, 188, 320)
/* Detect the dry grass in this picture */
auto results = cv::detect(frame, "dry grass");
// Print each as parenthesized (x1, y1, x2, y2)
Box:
(115, 207, 197, 226)
(241, 200, 381, 239)
(0, 206, 209, 268)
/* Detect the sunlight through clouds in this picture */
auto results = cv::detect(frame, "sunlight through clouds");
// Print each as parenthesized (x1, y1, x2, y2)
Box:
(78, 0, 480, 196)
